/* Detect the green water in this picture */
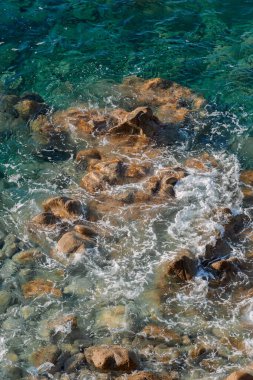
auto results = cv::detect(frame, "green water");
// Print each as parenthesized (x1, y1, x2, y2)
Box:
(1, 1, 253, 379)
(1, 0, 253, 163)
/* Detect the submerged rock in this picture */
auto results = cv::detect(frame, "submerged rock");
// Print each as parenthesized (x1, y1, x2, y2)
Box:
(95, 305, 127, 330)
(12, 249, 43, 265)
(116, 371, 179, 380)
(29, 344, 62, 368)
(14, 98, 48, 121)
(0, 290, 12, 313)
(22, 278, 62, 298)
(85, 345, 139, 372)
(38, 314, 78, 339)
(140, 324, 181, 345)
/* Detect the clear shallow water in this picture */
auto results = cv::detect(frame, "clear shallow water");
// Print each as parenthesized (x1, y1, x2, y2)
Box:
(1, 1, 253, 379)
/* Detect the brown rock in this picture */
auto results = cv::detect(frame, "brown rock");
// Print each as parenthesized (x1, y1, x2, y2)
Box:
(185, 154, 218, 172)
(242, 187, 253, 203)
(56, 230, 95, 255)
(185, 158, 209, 172)
(12, 249, 43, 265)
(81, 171, 108, 193)
(14, 99, 48, 120)
(117, 371, 178, 380)
(204, 238, 231, 261)
(158, 166, 187, 181)
(104, 134, 151, 154)
(85, 345, 139, 372)
(141, 324, 181, 345)
(240, 171, 253, 186)
(125, 162, 152, 179)
(211, 257, 240, 272)
(157, 104, 189, 125)
(90, 158, 124, 179)
(42, 196, 83, 220)
(145, 166, 186, 197)
(52, 107, 108, 135)
(29, 212, 61, 229)
(225, 370, 253, 380)
(165, 254, 197, 281)
(119, 76, 204, 125)
(159, 178, 176, 197)
(108, 107, 161, 137)
(145, 176, 161, 195)
(30, 114, 68, 145)
(29, 344, 61, 367)
(217, 211, 250, 239)
(81, 158, 125, 192)
(22, 279, 62, 298)
(76, 148, 102, 169)
(73, 224, 100, 238)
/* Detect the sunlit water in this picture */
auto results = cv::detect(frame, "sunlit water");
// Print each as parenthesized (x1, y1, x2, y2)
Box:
(1, 1, 253, 379)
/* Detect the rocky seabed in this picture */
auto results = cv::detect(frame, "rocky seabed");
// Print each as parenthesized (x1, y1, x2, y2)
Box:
(1, 77, 253, 380)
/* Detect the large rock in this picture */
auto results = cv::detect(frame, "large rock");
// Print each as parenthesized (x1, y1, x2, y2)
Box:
(80, 158, 125, 193)
(240, 171, 253, 186)
(14, 98, 48, 121)
(30, 114, 69, 145)
(42, 196, 83, 220)
(52, 107, 108, 135)
(118, 77, 205, 125)
(103, 133, 150, 154)
(204, 208, 249, 261)
(107, 107, 161, 138)
(12, 249, 43, 265)
(146, 167, 187, 197)
(76, 148, 102, 170)
(52, 230, 95, 264)
(22, 278, 62, 298)
(210, 257, 241, 273)
(164, 254, 197, 281)
(29, 212, 61, 230)
(225, 370, 253, 380)
(56, 230, 95, 254)
(124, 161, 152, 180)
(85, 345, 139, 372)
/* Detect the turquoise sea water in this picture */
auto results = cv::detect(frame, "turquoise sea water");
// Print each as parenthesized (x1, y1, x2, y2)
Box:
(1, 0, 253, 163)
(1, 1, 253, 379)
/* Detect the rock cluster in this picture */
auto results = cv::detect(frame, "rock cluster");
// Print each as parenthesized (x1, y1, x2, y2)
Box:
(1, 77, 252, 379)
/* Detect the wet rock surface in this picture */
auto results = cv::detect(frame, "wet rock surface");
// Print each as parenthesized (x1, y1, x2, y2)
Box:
(85, 345, 139, 372)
